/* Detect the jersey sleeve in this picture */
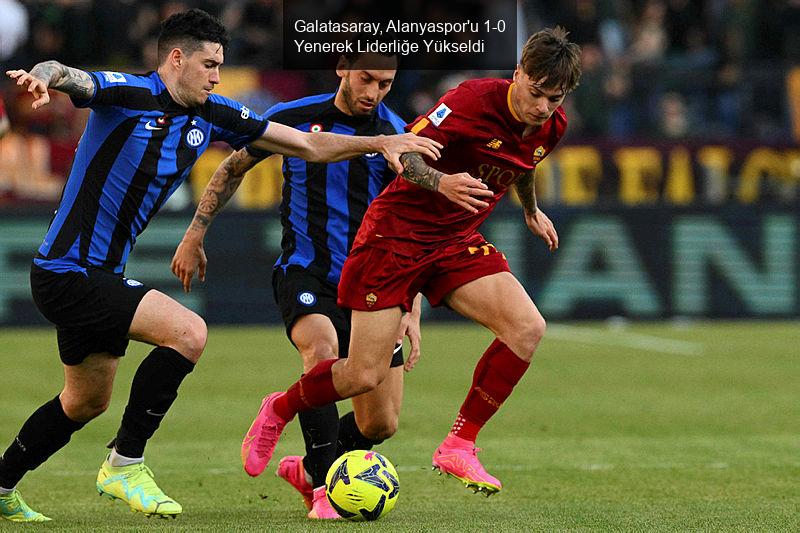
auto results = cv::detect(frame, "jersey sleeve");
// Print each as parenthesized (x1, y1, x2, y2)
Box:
(243, 100, 292, 159)
(70, 70, 152, 109)
(405, 83, 479, 146)
(207, 94, 270, 150)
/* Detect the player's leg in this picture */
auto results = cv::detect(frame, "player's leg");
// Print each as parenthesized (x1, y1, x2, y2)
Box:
(433, 271, 543, 494)
(2, 265, 128, 522)
(243, 307, 403, 474)
(243, 245, 417, 472)
(279, 313, 340, 516)
(96, 288, 205, 518)
(0, 353, 118, 523)
(339, 348, 405, 454)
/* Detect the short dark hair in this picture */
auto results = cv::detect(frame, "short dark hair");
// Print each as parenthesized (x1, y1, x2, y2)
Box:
(520, 26, 582, 93)
(157, 8, 229, 64)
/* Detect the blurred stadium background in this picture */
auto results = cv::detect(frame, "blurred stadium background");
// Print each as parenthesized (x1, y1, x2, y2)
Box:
(1, 0, 799, 325)
(0, 2, 798, 529)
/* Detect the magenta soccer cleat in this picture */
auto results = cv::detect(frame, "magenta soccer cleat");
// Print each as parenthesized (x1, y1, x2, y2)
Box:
(432, 434, 502, 495)
(276, 455, 314, 510)
(241, 392, 290, 477)
(307, 486, 341, 520)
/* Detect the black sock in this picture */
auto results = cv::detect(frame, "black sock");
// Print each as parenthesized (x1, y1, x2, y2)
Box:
(335, 411, 383, 458)
(113, 346, 194, 458)
(298, 403, 339, 488)
(0, 395, 85, 488)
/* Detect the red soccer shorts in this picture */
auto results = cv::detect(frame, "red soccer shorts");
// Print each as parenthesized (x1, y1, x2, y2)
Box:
(337, 240, 511, 312)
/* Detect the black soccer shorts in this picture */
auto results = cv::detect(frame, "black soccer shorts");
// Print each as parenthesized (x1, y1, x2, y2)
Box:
(272, 266, 404, 367)
(30, 263, 151, 365)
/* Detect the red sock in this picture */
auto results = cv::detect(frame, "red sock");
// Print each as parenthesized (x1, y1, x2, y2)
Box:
(451, 339, 530, 442)
(273, 359, 342, 420)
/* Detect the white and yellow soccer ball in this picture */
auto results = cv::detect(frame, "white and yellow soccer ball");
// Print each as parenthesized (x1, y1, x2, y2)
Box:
(325, 450, 400, 521)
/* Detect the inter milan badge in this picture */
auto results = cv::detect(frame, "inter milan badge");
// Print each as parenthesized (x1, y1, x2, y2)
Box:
(310, 123, 323, 133)
(124, 278, 143, 287)
(185, 127, 205, 147)
(297, 291, 316, 306)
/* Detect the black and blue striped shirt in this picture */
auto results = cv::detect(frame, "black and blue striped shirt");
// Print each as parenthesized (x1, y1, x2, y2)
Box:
(248, 93, 404, 284)
(35, 70, 269, 274)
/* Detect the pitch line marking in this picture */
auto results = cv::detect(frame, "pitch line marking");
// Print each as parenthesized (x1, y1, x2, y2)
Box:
(546, 324, 704, 356)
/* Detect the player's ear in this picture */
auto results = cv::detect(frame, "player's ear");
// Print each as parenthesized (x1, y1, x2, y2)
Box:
(512, 65, 522, 82)
(169, 47, 184, 69)
(335, 55, 349, 78)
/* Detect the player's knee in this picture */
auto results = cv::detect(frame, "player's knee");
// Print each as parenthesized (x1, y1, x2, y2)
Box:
(61, 393, 110, 422)
(300, 343, 337, 371)
(175, 314, 207, 362)
(359, 417, 398, 442)
(352, 367, 386, 395)
(505, 315, 546, 360)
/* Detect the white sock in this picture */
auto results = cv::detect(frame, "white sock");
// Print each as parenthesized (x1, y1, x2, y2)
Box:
(108, 448, 144, 467)
(0, 486, 14, 495)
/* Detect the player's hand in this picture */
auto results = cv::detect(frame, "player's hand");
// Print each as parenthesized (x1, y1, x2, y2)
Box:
(381, 133, 442, 174)
(524, 208, 558, 251)
(397, 310, 421, 372)
(171, 237, 207, 293)
(438, 173, 495, 213)
(6, 69, 51, 110)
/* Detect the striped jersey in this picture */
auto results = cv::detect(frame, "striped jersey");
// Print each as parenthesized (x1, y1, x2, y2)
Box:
(35, 70, 269, 274)
(248, 93, 404, 284)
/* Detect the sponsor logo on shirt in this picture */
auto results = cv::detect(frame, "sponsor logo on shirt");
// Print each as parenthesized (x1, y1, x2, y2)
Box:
(185, 128, 205, 147)
(240, 106, 250, 120)
(365, 292, 378, 307)
(486, 138, 502, 150)
(427, 103, 452, 127)
(297, 291, 316, 306)
(124, 278, 143, 287)
(102, 71, 126, 83)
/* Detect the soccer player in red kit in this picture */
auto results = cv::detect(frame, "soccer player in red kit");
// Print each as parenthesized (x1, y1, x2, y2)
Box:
(241, 27, 581, 495)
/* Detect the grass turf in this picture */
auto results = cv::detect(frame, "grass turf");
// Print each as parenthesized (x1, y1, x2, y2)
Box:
(1, 322, 798, 531)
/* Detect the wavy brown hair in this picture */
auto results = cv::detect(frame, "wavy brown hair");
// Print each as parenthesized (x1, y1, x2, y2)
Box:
(520, 26, 582, 93)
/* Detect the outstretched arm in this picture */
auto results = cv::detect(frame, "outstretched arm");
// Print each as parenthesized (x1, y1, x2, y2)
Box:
(399, 152, 494, 213)
(171, 148, 265, 292)
(249, 121, 442, 173)
(6, 61, 95, 109)
(515, 169, 558, 251)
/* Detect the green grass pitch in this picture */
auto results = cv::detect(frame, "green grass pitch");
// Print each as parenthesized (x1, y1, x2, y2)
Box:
(1, 322, 798, 531)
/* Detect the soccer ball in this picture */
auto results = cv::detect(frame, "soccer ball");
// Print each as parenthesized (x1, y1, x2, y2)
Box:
(325, 450, 400, 521)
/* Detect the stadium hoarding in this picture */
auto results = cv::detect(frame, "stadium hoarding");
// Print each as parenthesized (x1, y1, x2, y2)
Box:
(1, 206, 798, 325)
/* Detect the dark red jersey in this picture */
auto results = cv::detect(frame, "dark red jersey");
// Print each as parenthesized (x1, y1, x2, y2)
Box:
(352, 78, 567, 257)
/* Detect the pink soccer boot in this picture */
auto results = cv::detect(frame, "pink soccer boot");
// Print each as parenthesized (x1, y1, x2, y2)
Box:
(276, 456, 313, 510)
(432, 434, 502, 495)
(307, 486, 341, 519)
(241, 392, 290, 476)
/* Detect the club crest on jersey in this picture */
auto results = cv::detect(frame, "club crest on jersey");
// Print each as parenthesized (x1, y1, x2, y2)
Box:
(310, 123, 323, 133)
(365, 292, 378, 307)
(297, 291, 316, 306)
(533, 145, 547, 163)
(101, 71, 126, 83)
(185, 128, 205, 147)
(486, 138, 502, 150)
(428, 103, 452, 127)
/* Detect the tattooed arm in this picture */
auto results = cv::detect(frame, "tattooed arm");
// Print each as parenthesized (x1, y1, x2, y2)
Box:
(517, 169, 559, 252)
(399, 152, 494, 213)
(171, 148, 265, 292)
(514, 169, 538, 216)
(6, 61, 94, 109)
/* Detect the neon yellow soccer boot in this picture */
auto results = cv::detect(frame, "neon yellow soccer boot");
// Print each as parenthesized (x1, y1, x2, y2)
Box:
(96, 458, 182, 518)
(0, 489, 51, 522)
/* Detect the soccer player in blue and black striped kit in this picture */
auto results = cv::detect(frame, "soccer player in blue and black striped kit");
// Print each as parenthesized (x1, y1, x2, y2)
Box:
(0, 10, 440, 523)
(172, 51, 422, 519)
